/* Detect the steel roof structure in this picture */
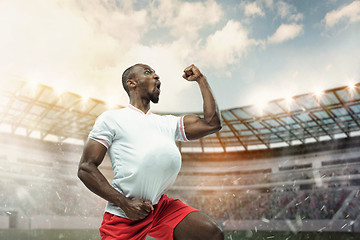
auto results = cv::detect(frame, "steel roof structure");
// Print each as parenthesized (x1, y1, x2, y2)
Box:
(1, 74, 359, 153)
(184, 82, 360, 153)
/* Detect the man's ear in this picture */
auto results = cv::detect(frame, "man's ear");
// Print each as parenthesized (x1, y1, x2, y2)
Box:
(126, 79, 137, 90)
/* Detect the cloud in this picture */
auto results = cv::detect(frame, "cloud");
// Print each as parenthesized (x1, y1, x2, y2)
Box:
(244, 2, 265, 17)
(150, 0, 223, 41)
(267, 24, 303, 44)
(242, 1, 303, 27)
(275, 0, 303, 22)
(5, 0, 355, 114)
(261, 0, 274, 9)
(0, 0, 226, 112)
(0, 0, 148, 102)
(199, 20, 258, 69)
(323, 1, 360, 28)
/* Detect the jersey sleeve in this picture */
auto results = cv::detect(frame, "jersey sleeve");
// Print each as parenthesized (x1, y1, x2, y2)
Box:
(176, 116, 189, 142)
(88, 112, 115, 149)
(163, 115, 189, 142)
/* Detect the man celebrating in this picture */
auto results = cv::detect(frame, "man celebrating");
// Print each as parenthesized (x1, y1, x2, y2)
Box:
(78, 64, 223, 240)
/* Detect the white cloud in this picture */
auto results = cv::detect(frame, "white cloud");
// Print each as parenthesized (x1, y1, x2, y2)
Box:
(276, 0, 303, 22)
(261, 0, 274, 9)
(3, 0, 355, 114)
(151, 0, 223, 40)
(267, 24, 303, 44)
(199, 20, 258, 69)
(244, 2, 265, 17)
(0, 0, 148, 102)
(323, 1, 360, 28)
(0, 0, 241, 112)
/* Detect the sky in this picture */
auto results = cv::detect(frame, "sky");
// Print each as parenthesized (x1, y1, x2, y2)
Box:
(0, 0, 359, 113)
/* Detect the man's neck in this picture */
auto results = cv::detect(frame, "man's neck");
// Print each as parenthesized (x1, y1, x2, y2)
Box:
(129, 98, 150, 114)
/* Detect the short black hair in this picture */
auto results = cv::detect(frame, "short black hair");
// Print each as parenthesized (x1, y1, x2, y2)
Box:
(122, 64, 141, 96)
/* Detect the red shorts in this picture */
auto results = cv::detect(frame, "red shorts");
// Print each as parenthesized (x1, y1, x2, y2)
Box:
(99, 194, 198, 240)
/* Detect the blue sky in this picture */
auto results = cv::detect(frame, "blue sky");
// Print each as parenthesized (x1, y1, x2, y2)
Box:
(0, 0, 359, 112)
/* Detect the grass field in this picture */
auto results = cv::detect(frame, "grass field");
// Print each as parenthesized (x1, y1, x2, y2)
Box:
(1, 229, 360, 240)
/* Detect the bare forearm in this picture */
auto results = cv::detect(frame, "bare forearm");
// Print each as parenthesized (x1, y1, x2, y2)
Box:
(197, 76, 221, 128)
(78, 162, 153, 220)
(78, 139, 153, 220)
(78, 163, 127, 208)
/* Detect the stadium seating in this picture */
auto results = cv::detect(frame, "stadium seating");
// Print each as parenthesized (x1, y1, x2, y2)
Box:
(1, 133, 360, 232)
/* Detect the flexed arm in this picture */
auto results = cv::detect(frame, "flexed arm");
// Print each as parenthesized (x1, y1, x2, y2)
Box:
(182, 64, 222, 140)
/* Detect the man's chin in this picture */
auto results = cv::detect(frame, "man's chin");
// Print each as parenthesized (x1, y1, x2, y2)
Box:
(150, 98, 159, 104)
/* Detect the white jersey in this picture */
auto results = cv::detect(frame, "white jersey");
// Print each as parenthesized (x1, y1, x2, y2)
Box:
(88, 104, 188, 218)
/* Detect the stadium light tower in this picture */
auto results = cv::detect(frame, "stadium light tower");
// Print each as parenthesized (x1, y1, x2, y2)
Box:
(285, 95, 293, 103)
(347, 81, 356, 91)
(346, 81, 357, 99)
(27, 79, 39, 91)
(25, 79, 41, 98)
(255, 99, 268, 116)
(314, 88, 324, 99)
(81, 94, 90, 103)
(53, 85, 65, 97)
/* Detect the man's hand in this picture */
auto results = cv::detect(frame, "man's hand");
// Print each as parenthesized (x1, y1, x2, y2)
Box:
(122, 198, 154, 221)
(182, 64, 203, 82)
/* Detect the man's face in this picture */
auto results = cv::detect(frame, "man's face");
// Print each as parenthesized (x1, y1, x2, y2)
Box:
(133, 64, 161, 103)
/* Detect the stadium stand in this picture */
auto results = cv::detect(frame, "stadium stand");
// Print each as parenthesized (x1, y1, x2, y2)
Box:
(1, 76, 360, 234)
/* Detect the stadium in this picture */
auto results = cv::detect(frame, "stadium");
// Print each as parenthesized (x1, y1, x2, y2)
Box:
(1, 74, 360, 240)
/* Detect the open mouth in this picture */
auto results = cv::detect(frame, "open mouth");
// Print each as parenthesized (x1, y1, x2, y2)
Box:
(155, 82, 161, 93)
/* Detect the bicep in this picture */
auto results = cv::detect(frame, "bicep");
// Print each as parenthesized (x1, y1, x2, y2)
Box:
(183, 114, 218, 140)
(80, 139, 108, 167)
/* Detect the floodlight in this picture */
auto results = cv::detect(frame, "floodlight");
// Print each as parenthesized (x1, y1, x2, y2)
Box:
(81, 95, 89, 101)
(285, 96, 293, 103)
(25, 80, 40, 98)
(255, 100, 267, 116)
(53, 85, 65, 96)
(284, 96, 293, 112)
(313, 89, 323, 99)
(81, 95, 90, 104)
(27, 80, 39, 90)
(347, 81, 356, 91)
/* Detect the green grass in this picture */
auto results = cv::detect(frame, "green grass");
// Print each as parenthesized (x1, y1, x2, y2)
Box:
(0, 229, 100, 240)
(224, 230, 360, 240)
(0, 229, 359, 240)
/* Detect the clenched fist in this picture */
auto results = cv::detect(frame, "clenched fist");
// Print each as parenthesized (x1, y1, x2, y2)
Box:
(122, 198, 154, 221)
(183, 64, 204, 82)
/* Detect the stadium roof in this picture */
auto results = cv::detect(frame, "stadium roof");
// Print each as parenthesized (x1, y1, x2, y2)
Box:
(1, 74, 360, 153)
